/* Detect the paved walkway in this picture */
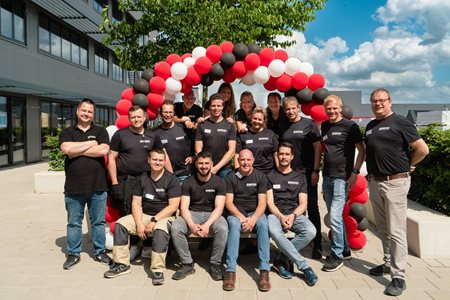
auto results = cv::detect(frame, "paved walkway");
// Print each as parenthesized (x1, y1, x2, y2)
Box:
(0, 163, 449, 300)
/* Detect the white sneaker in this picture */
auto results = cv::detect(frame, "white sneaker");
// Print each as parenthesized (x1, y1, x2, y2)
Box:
(129, 245, 141, 262)
(141, 247, 152, 259)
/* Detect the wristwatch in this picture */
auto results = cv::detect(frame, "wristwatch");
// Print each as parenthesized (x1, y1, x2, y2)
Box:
(352, 168, 360, 174)
(150, 217, 158, 223)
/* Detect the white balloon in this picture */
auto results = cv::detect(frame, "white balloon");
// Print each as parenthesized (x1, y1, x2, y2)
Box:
(163, 92, 176, 101)
(183, 57, 195, 68)
(105, 231, 114, 251)
(105, 125, 118, 141)
(299, 62, 314, 76)
(268, 59, 286, 78)
(285, 57, 302, 76)
(254, 66, 270, 84)
(165, 77, 182, 95)
(241, 71, 256, 86)
(192, 46, 206, 60)
(171, 62, 188, 80)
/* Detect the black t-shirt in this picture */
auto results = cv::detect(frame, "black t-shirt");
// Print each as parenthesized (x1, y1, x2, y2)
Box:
(155, 123, 193, 177)
(321, 119, 363, 179)
(225, 169, 269, 214)
(237, 129, 279, 172)
(235, 108, 252, 128)
(267, 109, 290, 138)
(195, 118, 236, 166)
(365, 113, 421, 176)
(266, 169, 307, 215)
(110, 128, 162, 176)
(59, 124, 109, 194)
(134, 170, 181, 215)
(174, 102, 203, 123)
(181, 174, 226, 212)
(281, 118, 321, 170)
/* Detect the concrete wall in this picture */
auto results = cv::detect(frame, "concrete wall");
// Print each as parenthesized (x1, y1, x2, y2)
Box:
(25, 96, 41, 163)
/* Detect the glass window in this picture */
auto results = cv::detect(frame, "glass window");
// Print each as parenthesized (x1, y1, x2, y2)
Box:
(12, 0, 25, 42)
(113, 57, 123, 81)
(80, 38, 88, 67)
(40, 101, 50, 157)
(71, 34, 80, 65)
(94, 0, 107, 14)
(112, 0, 123, 24)
(0, 0, 13, 39)
(61, 28, 71, 61)
(38, 16, 50, 52)
(0, 0, 25, 42)
(50, 21, 61, 57)
(95, 46, 109, 76)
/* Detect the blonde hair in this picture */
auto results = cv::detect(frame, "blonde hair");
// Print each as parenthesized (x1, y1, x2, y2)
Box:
(323, 95, 343, 108)
(251, 107, 267, 129)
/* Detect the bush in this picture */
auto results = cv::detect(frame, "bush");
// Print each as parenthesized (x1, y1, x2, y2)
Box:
(45, 129, 65, 171)
(409, 125, 450, 216)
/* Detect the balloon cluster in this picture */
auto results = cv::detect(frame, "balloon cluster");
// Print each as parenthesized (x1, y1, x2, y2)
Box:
(345, 174, 369, 249)
(105, 195, 120, 250)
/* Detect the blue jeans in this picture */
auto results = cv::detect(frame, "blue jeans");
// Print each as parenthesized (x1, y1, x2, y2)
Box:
(217, 166, 232, 179)
(268, 214, 316, 271)
(225, 212, 270, 272)
(322, 176, 349, 258)
(65, 191, 107, 256)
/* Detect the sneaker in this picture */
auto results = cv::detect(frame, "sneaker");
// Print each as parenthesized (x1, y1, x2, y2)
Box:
(104, 263, 131, 278)
(95, 251, 112, 265)
(141, 247, 152, 259)
(342, 249, 352, 260)
(369, 264, 391, 276)
(209, 264, 223, 281)
(312, 247, 322, 260)
(322, 255, 343, 272)
(129, 245, 141, 262)
(384, 278, 406, 296)
(152, 272, 165, 285)
(63, 254, 80, 270)
(172, 263, 195, 280)
(303, 267, 318, 286)
(272, 260, 293, 279)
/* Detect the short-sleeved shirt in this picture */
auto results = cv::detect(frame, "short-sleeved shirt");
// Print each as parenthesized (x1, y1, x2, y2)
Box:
(134, 171, 181, 215)
(281, 118, 321, 170)
(267, 109, 290, 138)
(266, 169, 307, 215)
(321, 119, 363, 179)
(225, 169, 269, 215)
(365, 113, 421, 176)
(181, 174, 226, 212)
(235, 108, 252, 128)
(59, 123, 109, 194)
(174, 102, 203, 123)
(195, 118, 236, 166)
(110, 128, 162, 176)
(237, 129, 278, 172)
(155, 123, 193, 177)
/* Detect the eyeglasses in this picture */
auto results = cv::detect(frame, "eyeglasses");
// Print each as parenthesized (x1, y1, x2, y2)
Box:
(371, 98, 390, 104)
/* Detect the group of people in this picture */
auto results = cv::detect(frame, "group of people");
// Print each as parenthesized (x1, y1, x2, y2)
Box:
(59, 85, 428, 296)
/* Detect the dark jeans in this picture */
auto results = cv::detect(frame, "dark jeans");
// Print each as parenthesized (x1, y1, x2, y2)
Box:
(306, 171, 322, 250)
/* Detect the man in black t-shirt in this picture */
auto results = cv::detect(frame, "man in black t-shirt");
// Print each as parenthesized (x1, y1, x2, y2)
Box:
(104, 148, 181, 286)
(174, 90, 203, 130)
(60, 98, 112, 270)
(171, 151, 228, 281)
(320, 95, 366, 272)
(266, 142, 319, 286)
(365, 88, 428, 297)
(223, 149, 271, 292)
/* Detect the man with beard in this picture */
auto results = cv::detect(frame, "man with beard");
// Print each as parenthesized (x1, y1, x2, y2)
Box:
(174, 90, 203, 129)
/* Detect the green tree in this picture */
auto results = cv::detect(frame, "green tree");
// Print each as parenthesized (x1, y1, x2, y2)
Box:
(101, 0, 326, 70)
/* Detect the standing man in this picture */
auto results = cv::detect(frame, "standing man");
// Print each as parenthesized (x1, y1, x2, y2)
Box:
(60, 98, 112, 269)
(108, 105, 164, 260)
(104, 148, 181, 286)
(174, 90, 203, 129)
(320, 95, 365, 272)
(365, 88, 428, 297)
(267, 142, 319, 286)
(170, 151, 228, 281)
(195, 93, 236, 178)
(281, 97, 323, 259)
(223, 149, 271, 292)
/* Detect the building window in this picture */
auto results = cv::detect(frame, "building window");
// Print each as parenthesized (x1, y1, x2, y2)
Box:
(111, 0, 123, 24)
(0, 0, 25, 43)
(94, 0, 107, 14)
(95, 46, 109, 76)
(113, 56, 123, 81)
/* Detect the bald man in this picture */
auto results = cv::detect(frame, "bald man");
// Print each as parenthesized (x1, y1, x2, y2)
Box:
(223, 149, 271, 292)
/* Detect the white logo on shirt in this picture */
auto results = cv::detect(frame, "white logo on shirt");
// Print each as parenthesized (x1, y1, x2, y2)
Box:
(175, 136, 184, 140)
(205, 189, 215, 193)
(161, 139, 168, 144)
(259, 137, 269, 141)
(293, 130, 304, 134)
(140, 139, 151, 144)
(87, 135, 96, 139)
(155, 188, 165, 192)
(246, 183, 257, 187)
(288, 181, 299, 185)
(379, 127, 390, 131)
(273, 184, 281, 189)
(246, 139, 254, 144)
(145, 193, 154, 200)
(217, 129, 227, 133)
(204, 129, 211, 134)
(366, 129, 372, 135)
(332, 132, 342, 135)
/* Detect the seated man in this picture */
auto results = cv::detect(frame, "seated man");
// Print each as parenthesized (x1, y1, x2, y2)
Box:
(104, 148, 180, 285)
(223, 149, 271, 292)
(171, 151, 228, 281)
(266, 142, 318, 286)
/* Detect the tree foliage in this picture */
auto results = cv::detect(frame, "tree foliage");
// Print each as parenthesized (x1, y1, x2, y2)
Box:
(45, 129, 65, 172)
(100, 0, 327, 70)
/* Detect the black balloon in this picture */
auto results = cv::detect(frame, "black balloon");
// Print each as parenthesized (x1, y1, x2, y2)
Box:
(313, 88, 330, 104)
(247, 43, 261, 54)
(284, 88, 297, 97)
(132, 93, 149, 109)
(210, 63, 225, 80)
(357, 218, 369, 231)
(133, 79, 149, 94)
(141, 68, 154, 81)
(233, 43, 249, 61)
(220, 52, 236, 69)
(295, 88, 313, 104)
(201, 74, 214, 86)
(342, 104, 354, 119)
(350, 203, 367, 222)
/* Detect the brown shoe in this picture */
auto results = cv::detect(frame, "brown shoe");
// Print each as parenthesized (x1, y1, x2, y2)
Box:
(223, 271, 236, 291)
(258, 270, 271, 292)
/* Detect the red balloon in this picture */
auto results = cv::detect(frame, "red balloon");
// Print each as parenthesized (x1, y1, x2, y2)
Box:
(244, 53, 260, 71)
(185, 67, 202, 86)
(275, 74, 292, 92)
(348, 230, 367, 249)
(263, 76, 277, 91)
(308, 73, 325, 91)
(222, 68, 236, 83)
(350, 190, 369, 204)
(300, 101, 315, 115)
(349, 175, 368, 197)
(116, 99, 132, 116)
(121, 87, 135, 101)
(344, 215, 358, 234)
(147, 93, 164, 110)
(220, 41, 234, 53)
(180, 81, 193, 94)
(274, 49, 288, 62)
(232, 61, 247, 78)
(149, 76, 166, 94)
(194, 56, 212, 75)
(206, 45, 223, 63)
(259, 48, 275, 67)
(166, 53, 182, 66)
(115, 115, 130, 129)
(147, 108, 158, 120)
(154, 61, 172, 80)
(291, 72, 309, 90)
(343, 201, 350, 216)
(110, 221, 116, 234)
(181, 53, 192, 61)
(105, 206, 120, 223)
(310, 104, 329, 123)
